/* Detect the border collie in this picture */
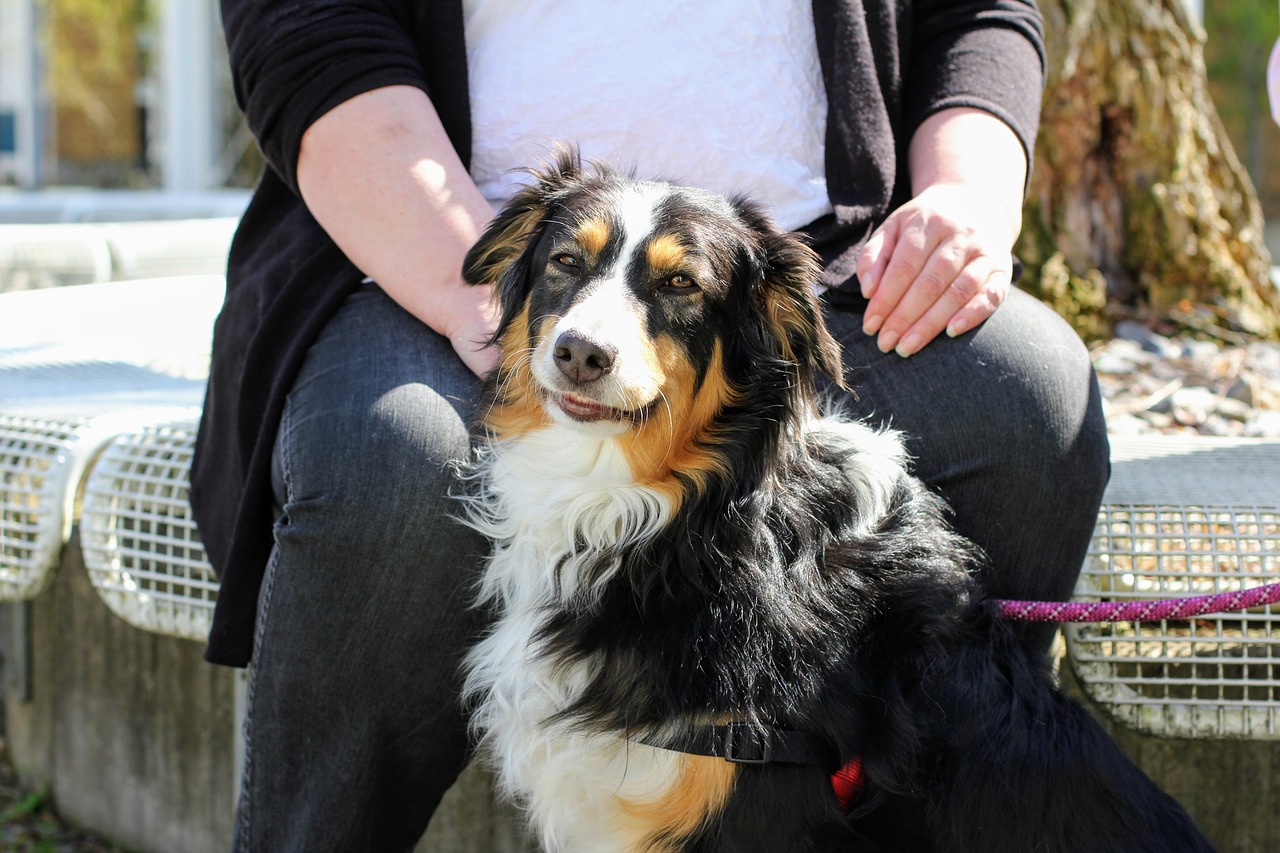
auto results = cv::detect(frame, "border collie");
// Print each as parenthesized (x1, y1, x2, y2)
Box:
(456, 150, 1213, 852)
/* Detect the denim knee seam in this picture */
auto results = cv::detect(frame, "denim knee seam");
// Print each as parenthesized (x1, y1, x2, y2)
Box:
(235, 398, 296, 851)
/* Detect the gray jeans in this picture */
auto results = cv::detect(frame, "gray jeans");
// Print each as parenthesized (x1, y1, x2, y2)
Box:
(233, 281, 1109, 851)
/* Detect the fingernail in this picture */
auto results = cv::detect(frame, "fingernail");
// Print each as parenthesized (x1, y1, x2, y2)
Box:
(877, 331, 899, 353)
(863, 314, 883, 336)
(896, 333, 922, 357)
(946, 319, 969, 338)
(860, 275, 876, 299)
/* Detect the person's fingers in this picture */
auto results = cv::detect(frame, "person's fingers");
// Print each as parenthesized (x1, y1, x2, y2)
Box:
(453, 333, 500, 378)
(893, 257, 1011, 357)
(857, 217, 899, 300)
(858, 182, 1019, 356)
(944, 269, 1011, 340)
(861, 215, 937, 337)
(872, 239, 970, 354)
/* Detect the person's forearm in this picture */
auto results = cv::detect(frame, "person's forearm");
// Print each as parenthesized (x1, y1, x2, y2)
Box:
(908, 107, 1027, 244)
(296, 85, 498, 369)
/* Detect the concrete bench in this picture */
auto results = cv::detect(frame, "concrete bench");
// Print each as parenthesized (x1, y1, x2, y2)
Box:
(0, 218, 240, 294)
(2, 275, 1278, 850)
(0, 277, 219, 604)
(0, 276, 231, 851)
(1058, 436, 1280, 849)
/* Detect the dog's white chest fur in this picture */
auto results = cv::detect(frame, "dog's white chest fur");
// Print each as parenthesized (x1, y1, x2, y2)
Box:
(460, 424, 681, 851)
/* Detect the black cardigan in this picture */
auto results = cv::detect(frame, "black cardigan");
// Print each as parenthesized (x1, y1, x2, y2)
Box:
(196, 0, 1045, 666)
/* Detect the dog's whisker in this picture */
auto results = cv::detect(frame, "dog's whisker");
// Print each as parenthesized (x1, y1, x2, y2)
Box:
(656, 389, 677, 460)
(482, 345, 537, 425)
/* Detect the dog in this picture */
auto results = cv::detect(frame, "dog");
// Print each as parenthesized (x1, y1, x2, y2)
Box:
(456, 150, 1214, 852)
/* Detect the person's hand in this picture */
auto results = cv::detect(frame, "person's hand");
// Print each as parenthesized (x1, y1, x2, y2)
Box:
(855, 181, 1017, 358)
(855, 106, 1027, 358)
(440, 281, 502, 378)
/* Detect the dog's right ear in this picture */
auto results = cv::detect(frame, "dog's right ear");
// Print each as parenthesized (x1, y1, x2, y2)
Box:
(461, 146, 585, 297)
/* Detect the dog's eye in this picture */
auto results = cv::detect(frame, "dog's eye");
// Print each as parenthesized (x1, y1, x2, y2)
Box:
(666, 274, 697, 290)
(553, 254, 581, 270)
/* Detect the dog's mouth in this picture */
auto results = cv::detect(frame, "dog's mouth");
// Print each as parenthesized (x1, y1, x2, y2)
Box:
(550, 391, 654, 424)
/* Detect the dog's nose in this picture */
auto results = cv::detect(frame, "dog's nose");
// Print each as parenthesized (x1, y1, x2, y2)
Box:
(553, 331, 616, 384)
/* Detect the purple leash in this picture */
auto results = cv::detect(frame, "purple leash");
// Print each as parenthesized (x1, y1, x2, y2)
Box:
(994, 580, 1280, 623)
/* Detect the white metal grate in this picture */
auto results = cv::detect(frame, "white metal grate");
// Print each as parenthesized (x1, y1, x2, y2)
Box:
(0, 414, 87, 599)
(0, 276, 221, 609)
(100, 219, 238, 282)
(0, 224, 113, 292)
(80, 418, 216, 641)
(1065, 437, 1280, 739)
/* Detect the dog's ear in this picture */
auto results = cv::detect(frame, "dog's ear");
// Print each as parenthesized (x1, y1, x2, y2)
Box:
(462, 146, 586, 314)
(735, 201, 846, 391)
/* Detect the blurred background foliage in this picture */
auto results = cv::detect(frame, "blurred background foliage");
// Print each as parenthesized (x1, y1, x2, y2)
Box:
(36, 0, 153, 186)
(1204, 1, 1279, 237)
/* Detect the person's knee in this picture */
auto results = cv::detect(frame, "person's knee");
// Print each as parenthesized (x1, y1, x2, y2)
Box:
(996, 295, 1110, 500)
(278, 378, 474, 523)
(273, 284, 481, 519)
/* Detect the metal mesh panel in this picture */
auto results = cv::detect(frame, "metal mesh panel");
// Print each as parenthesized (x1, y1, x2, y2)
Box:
(2, 277, 222, 618)
(1066, 437, 1280, 739)
(80, 419, 216, 641)
(102, 219, 238, 281)
(0, 224, 113, 293)
(0, 277, 223, 388)
(0, 414, 86, 599)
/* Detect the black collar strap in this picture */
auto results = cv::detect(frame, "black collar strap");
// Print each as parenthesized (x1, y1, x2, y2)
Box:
(643, 722, 839, 770)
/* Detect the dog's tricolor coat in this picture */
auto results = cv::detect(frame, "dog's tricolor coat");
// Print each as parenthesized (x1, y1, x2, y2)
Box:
(458, 151, 1213, 852)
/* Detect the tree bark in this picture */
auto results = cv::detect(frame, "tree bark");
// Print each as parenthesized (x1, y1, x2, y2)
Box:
(1020, 0, 1278, 340)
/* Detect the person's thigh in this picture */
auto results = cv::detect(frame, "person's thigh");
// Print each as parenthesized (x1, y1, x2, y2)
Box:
(235, 282, 487, 853)
(821, 288, 1110, 653)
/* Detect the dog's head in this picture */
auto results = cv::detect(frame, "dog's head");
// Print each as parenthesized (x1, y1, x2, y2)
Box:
(463, 149, 844, 491)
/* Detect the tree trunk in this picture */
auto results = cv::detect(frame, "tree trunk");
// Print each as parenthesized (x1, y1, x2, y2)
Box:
(1020, 0, 1278, 340)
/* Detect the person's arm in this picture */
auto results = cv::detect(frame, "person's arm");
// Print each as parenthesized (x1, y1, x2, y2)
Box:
(221, 2, 499, 374)
(856, 0, 1044, 357)
(855, 107, 1026, 357)
(296, 85, 499, 376)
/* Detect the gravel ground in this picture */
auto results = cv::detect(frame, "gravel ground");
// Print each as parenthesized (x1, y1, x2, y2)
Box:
(1092, 319, 1280, 437)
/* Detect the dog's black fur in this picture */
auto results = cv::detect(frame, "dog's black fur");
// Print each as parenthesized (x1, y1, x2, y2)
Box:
(461, 150, 1214, 852)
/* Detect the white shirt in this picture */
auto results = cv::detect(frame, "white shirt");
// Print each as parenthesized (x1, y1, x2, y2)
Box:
(463, 1, 833, 231)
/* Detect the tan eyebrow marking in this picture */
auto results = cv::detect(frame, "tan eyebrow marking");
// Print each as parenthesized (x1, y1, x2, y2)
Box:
(646, 233, 688, 272)
(574, 217, 612, 259)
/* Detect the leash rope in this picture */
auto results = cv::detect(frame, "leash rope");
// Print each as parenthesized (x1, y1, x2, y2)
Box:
(993, 580, 1280, 622)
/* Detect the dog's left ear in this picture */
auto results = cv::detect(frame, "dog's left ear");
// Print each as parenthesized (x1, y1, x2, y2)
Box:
(744, 213, 847, 391)
(462, 146, 588, 317)
(462, 182, 552, 290)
